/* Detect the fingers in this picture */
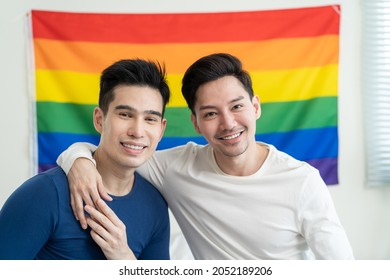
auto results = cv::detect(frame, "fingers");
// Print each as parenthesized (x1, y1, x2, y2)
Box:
(69, 180, 95, 230)
(84, 204, 109, 231)
(70, 192, 88, 230)
(85, 205, 114, 249)
(84, 201, 125, 236)
(86, 214, 110, 246)
(84, 203, 134, 260)
(95, 199, 122, 228)
(88, 222, 136, 260)
(97, 174, 112, 202)
(67, 158, 109, 229)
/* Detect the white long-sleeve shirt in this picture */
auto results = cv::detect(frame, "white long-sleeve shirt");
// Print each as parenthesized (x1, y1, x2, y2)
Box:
(58, 141, 354, 260)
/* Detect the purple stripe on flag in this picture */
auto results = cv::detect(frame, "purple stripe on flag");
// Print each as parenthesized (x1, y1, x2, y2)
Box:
(306, 157, 338, 185)
(38, 163, 58, 173)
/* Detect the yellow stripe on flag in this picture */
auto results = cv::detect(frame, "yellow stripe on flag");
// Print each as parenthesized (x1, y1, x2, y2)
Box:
(36, 70, 100, 104)
(36, 64, 337, 105)
(35, 69, 188, 106)
(252, 64, 338, 102)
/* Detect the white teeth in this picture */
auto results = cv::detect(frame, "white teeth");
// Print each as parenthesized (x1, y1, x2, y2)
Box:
(123, 144, 144, 150)
(222, 133, 240, 140)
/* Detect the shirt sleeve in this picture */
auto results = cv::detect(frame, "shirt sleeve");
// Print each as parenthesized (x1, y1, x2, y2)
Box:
(56, 142, 97, 174)
(137, 144, 190, 190)
(298, 170, 355, 259)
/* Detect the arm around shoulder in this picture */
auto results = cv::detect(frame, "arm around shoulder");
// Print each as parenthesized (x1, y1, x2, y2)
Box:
(56, 142, 110, 230)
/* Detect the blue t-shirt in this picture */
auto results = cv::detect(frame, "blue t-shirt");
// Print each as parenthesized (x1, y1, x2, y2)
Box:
(0, 167, 170, 260)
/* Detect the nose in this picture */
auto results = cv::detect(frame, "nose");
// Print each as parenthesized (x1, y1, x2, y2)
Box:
(219, 111, 236, 131)
(128, 118, 145, 138)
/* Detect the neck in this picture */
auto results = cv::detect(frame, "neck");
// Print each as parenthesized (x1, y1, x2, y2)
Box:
(94, 148, 136, 196)
(214, 143, 269, 176)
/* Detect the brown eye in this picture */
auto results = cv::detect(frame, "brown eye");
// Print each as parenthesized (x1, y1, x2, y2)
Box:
(146, 117, 158, 122)
(232, 104, 243, 110)
(204, 112, 217, 118)
(119, 112, 131, 118)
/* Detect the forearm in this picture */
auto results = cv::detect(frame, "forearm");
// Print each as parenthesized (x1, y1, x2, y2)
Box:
(56, 142, 97, 174)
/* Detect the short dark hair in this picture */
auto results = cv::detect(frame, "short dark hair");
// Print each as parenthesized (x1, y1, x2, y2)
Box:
(99, 59, 170, 116)
(181, 53, 254, 114)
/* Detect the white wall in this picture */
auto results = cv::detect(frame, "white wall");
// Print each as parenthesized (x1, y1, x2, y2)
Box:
(1, 0, 389, 260)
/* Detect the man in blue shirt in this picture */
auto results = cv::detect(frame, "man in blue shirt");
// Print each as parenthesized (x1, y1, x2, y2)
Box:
(0, 59, 170, 260)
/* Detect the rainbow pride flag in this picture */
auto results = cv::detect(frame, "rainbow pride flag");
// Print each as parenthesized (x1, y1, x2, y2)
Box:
(30, 5, 340, 185)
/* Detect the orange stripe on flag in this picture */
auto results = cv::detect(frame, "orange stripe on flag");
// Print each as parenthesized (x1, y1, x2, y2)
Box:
(34, 35, 338, 73)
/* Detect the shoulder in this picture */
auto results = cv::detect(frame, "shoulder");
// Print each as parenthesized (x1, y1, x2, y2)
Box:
(0, 167, 66, 225)
(156, 141, 208, 158)
(134, 172, 167, 206)
(149, 142, 209, 171)
(265, 143, 316, 171)
(262, 143, 324, 187)
(11, 167, 67, 198)
(35, 166, 67, 183)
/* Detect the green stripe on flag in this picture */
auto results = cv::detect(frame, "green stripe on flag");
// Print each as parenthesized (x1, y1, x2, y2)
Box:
(257, 96, 337, 134)
(37, 102, 97, 134)
(37, 97, 337, 136)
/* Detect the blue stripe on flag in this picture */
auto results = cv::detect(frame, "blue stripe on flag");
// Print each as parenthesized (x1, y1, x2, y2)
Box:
(38, 126, 337, 168)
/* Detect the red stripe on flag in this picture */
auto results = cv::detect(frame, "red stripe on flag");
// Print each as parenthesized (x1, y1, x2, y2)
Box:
(32, 6, 340, 44)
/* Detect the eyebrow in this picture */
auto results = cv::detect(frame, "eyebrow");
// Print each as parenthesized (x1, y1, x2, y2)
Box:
(198, 96, 245, 111)
(114, 105, 163, 118)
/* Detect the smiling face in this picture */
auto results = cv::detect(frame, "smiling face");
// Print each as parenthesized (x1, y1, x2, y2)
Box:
(94, 85, 166, 171)
(191, 75, 261, 163)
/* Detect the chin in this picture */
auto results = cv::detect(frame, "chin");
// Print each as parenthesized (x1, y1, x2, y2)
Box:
(223, 145, 249, 158)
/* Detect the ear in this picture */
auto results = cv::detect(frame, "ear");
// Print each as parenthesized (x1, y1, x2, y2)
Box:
(93, 107, 104, 134)
(253, 95, 261, 120)
(191, 113, 201, 134)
